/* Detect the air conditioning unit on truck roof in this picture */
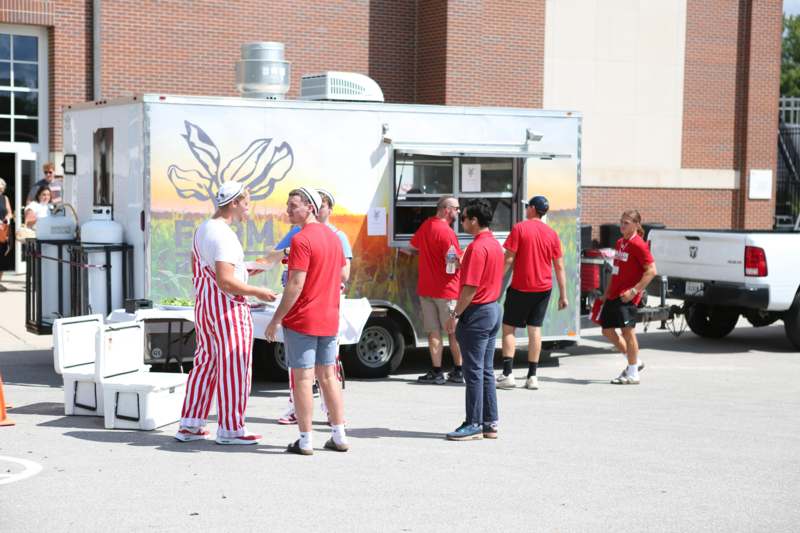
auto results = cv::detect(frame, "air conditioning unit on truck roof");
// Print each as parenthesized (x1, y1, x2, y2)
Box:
(299, 71, 385, 102)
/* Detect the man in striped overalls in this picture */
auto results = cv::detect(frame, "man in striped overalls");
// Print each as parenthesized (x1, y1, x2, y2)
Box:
(175, 182, 277, 445)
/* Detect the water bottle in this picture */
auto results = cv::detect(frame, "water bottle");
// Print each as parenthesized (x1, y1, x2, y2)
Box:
(445, 244, 457, 275)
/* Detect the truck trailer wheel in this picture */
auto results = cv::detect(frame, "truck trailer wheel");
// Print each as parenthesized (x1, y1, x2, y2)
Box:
(342, 316, 405, 379)
(253, 339, 289, 382)
(685, 303, 739, 339)
(784, 294, 800, 350)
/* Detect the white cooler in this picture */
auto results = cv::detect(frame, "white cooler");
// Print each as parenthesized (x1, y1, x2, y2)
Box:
(96, 321, 188, 430)
(53, 314, 105, 416)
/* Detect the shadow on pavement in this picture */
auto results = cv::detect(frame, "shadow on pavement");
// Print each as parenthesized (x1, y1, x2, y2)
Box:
(346, 426, 443, 440)
(59, 430, 286, 454)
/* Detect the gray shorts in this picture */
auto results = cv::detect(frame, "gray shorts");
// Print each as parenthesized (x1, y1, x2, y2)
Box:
(284, 327, 338, 369)
(420, 296, 456, 334)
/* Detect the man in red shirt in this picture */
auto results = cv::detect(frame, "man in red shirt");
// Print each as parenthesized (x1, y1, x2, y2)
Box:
(265, 187, 348, 455)
(408, 196, 464, 384)
(498, 196, 568, 391)
(444, 199, 504, 441)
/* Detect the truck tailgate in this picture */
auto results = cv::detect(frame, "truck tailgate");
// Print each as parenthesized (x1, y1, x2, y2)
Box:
(649, 230, 746, 283)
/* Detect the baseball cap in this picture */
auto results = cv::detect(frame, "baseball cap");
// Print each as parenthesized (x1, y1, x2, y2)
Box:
(316, 188, 335, 208)
(216, 181, 245, 207)
(523, 195, 549, 214)
(296, 186, 323, 214)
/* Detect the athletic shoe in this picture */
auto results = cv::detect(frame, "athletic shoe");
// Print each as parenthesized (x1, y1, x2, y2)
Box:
(324, 438, 349, 452)
(417, 370, 446, 385)
(496, 373, 516, 389)
(525, 376, 539, 390)
(286, 439, 314, 455)
(278, 412, 298, 425)
(618, 361, 645, 376)
(446, 369, 464, 384)
(446, 422, 484, 441)
(482, 422, 498, 439)
(174, 426, 210, 442)
(215, 432, 262, 445)
(610, 371, 640, 385)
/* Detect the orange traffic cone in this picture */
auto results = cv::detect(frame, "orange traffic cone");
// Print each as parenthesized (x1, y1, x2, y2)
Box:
(0, 371, 15, 427)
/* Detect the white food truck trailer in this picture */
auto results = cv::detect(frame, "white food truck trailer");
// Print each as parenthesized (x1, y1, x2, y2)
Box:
(53, 87, 582, 379)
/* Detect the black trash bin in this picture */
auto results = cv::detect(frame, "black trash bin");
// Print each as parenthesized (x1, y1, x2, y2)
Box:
(580, 224, 592, 251)
(643, 223, 666, 240)
(599, 223, 622, 248)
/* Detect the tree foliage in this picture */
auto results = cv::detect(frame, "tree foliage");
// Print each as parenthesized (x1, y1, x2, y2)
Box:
(782, 15, 800, 96)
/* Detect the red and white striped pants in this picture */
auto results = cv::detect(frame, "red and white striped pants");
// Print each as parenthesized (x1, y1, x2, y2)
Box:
(180, 264, 254, 438)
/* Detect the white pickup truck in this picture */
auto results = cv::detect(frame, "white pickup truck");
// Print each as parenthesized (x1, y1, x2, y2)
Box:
(648, 227, 800, 349)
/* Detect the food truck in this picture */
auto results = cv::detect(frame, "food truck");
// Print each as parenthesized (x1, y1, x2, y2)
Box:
(56, 80, 582, 379)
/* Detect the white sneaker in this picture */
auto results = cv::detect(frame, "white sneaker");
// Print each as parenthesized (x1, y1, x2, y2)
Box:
(525, 376, 539, 390)
(496, 373, 516, 389)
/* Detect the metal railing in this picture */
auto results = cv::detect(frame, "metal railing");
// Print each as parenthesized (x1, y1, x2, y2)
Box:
(777, 122, 800, 223)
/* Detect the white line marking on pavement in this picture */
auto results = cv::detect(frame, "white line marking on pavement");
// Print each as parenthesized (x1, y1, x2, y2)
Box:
(0, 455, 43, 485)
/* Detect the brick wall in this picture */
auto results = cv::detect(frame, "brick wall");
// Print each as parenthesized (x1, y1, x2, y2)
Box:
(582, 187, 737, 237)
(417, 0, 447, 104)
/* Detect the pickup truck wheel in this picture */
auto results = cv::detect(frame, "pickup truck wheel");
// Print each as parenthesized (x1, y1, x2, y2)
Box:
(252, 339, 289, 382)
(341, 317, 405, 379)
(744, 310, 778, 328)
(784, 295, 800, 349)
(685, 303, 739, 339)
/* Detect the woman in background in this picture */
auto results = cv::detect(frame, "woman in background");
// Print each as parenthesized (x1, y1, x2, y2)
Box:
(24, 185, 52, 229)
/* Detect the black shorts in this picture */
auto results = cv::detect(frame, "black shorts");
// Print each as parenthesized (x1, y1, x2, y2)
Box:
(502, 288, 551, 328)
(600, 298, 638, 329)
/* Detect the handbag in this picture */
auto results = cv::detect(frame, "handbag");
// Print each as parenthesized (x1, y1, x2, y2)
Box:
(0, 221, 9, 244)
(590, 298, 604, 325)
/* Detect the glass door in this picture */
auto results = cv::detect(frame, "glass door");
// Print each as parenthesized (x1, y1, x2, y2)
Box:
(14, 150, 36, 272)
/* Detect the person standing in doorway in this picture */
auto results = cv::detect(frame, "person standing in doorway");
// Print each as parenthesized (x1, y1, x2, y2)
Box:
(175, 181, 277, 445)
(445, 199, 504, 441)
(265, 187, 349, 455)
(25, 162, 56, 205)
(0, 178, 13, 292)
(601, 209, 657, 385)
(408, 196, 464, 384)
(497, 195, 568, 390)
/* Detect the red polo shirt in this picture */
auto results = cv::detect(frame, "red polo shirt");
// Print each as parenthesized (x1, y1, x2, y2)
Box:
(606, 234, 654, 306)
(410, 216, 461, 299)
(282, 223, 346, 336)
(503, 218, 562, 292)
(460, 230, 504, 304)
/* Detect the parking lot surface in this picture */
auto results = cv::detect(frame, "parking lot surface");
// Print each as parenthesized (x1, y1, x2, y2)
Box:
(1, 275, 799, 532)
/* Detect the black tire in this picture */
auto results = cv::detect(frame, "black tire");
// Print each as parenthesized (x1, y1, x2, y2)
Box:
(784, 293, 800, 350)
(685, 303, 739, 339)
(252, 339, 288, 382)
(744, 309, 779, 328)
(341, 316, 405, 379)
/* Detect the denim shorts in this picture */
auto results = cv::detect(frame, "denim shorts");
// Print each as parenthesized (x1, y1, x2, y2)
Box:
(283, 327, 338, 369)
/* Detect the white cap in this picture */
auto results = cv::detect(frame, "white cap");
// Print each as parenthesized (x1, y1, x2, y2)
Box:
(316, 188, 335, 208)
(216, 181, 245, 207)
(296, 187, 322, 214)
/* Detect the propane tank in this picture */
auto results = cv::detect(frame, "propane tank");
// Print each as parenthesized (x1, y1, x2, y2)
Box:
(80, 206, 125, 315)
(36, 205, 78, 323)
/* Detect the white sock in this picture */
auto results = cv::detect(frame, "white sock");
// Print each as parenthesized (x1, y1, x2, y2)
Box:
(627, 364, 639, 378)
(299, 431, 312, 450)
(331, 424, 348, 445)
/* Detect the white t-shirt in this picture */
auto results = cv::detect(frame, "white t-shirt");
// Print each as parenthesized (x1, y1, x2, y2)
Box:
(25, 201, 51, 221)
(194, 218, 247, 286)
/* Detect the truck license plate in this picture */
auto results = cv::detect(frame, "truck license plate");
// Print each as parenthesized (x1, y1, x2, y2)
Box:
(685, 281, 704, 296)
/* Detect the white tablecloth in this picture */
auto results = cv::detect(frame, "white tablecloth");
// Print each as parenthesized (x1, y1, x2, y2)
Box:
(107, 297, 372, 345)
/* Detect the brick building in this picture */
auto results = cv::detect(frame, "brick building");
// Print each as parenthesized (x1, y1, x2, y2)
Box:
(0, 0, 783, 239)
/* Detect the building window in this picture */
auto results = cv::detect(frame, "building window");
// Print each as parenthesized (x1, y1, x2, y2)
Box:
(392, 152, 519, 242)
(0, 32, 38, 143)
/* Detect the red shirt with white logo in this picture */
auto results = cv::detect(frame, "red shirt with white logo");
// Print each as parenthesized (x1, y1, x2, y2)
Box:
(503, 218, 563, 292)
(282, 223, 346, 336)
(410, 216, 461, 299)
(606, 234, 654, 306)
(460, 230, 504, 305)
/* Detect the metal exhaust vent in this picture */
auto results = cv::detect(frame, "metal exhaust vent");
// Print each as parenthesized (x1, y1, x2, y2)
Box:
(235, 42, 291, 99)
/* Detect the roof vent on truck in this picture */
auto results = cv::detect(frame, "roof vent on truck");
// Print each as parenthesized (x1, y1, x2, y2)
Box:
(235, 42, 291, 100)
(299, 72, 384, 102)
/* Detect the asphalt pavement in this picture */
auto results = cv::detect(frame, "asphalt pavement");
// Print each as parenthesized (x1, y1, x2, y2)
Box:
(1, 273, 799, 532)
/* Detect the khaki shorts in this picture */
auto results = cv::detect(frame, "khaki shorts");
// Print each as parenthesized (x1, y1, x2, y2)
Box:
(420, 296, 456, 334)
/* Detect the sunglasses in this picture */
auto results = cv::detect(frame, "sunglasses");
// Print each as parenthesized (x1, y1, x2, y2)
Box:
(45, 171, 54, 174)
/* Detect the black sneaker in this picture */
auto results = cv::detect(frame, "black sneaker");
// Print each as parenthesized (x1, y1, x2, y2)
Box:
(482, 422, 498, 439)
(446, 369, 464, 384)
(417, 370, 446, 385)
(312, 382, 320, 397)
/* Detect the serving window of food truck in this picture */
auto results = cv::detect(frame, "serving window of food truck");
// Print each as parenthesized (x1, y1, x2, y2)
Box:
(391, 150, 522, 245)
